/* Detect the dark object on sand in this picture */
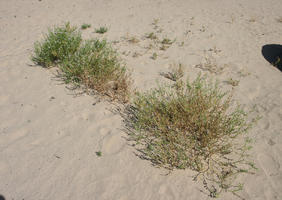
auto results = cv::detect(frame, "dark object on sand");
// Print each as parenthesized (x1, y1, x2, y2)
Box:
(262, 44, 282, 72)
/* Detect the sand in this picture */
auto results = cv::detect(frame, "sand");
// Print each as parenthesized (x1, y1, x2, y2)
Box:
(0, 0, 282, 199)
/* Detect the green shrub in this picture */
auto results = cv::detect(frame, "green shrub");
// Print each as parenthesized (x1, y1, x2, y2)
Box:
(32, 22, 82, 67)
(60, 39, 131, 102)
(125, 75, 258, 196)
(81, 23, 91, 30)
(95, 26, 108, 34)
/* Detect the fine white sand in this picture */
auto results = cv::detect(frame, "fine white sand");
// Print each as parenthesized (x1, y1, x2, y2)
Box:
(0, 0, 282, 199)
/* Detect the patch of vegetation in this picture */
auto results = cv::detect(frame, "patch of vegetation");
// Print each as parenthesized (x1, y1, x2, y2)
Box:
(32, 23, 130, 102)
(226, 78, 240, 87)
(95, 26, 108, 34)
(124, 74, 258, 197)
(146, 32, 158, 40)
(32, 22, 82, 67)
(151, 52, 157, 60)
(60, 39, 131, 102)
(160, 63, 184, 81)
(96, 151, 102, 157)
(81, 23, 91, 29)
(161, 38, 174, 45)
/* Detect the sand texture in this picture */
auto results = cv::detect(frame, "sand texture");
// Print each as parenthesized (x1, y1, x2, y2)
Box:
(0, 0, 282, 199)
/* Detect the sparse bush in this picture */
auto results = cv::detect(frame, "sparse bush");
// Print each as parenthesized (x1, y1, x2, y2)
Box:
(32, 22, 82, 67)
(81, 23, 91, 29)
(95, 26, 108, 34)
(60, 39, 131, 102)
(125, 74, 258, 197)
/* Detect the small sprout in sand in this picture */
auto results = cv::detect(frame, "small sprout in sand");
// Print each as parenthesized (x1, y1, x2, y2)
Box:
(161, 38, 175, 45)
(81, 23, 91, 30)
(96, 151, 102, 157)
(146, 32, 158, 40)
(151, 52, 158, 60)
(159, 38, 175, 50)
(128, 36, 140, 44)
(95, 26, 108, 34)
(226, 78, 240, 87)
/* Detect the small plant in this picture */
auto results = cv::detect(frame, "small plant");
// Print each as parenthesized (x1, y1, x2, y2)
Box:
(128, 36, 140, 44)
(32, 22, 82, 67)
(226, 78, 239, 87)
(146, 32, 158, 40)
(151, 52, 157, 60)
(195, 56, 226, 74)
(161, 63, 184, 81)
(81, 23, 91, 29)
(60, 39, 131, 102)
(96, 151, 102, 157)
(124, 74, 258, 197)
(95, 26, 108, 34)
(161, 38, 174, 45)
(159, 38, 175, 50)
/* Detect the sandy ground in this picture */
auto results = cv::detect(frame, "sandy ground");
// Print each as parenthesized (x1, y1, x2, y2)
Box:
(0, 0, 282, 199)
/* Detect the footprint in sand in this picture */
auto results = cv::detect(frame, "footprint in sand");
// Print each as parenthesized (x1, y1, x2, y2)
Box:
(101, 133, 126, 155)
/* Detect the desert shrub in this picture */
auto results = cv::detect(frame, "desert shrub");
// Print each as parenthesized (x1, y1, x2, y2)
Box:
(32, 22, 82, 67)
(95, 26, 108, 34)
(125, 75, 258, 197)
(81, 23, 91, 30)
(60, 39, 131, 102)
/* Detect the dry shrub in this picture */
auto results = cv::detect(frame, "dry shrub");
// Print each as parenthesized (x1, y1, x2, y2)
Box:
(59, 39, 131, 102)
(124, 74, 259, 197)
